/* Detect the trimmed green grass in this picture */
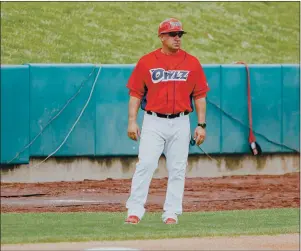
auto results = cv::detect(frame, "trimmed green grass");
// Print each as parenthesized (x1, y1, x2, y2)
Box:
(1, 208, 299, 244)
(1, 2, 299, 64)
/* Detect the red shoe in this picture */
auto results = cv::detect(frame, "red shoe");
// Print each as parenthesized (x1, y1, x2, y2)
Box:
(125, 215, 140, 224)
(164, 218, 177, 224)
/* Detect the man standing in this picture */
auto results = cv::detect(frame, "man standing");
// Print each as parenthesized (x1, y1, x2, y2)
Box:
(125, 18, 209, 224)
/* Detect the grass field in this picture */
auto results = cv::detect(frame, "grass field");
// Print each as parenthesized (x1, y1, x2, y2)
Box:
(1, 2, 299, 64)
(1, 208, 299, 244)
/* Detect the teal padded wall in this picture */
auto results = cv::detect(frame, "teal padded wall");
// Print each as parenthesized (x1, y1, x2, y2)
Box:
(1, 65, 30, 163)
(29, 64, 96, 156)
(189, 65, 221, 154)
(95, 65, 144, 156)
(221, 65, 249, 153)
(282, 65, 300, 152)
(249, 65, 282, 152)
(0, 64, 299, 164)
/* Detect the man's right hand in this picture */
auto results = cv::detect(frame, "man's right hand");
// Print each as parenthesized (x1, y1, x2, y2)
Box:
(127, 121, 140, 141)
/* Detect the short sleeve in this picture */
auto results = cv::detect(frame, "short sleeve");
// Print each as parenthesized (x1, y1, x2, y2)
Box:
(190, 63, 210, 100)
(126, 60, 146, 99)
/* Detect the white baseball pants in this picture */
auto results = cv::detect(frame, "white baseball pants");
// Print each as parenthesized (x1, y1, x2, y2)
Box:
(126, 112, 191, 222)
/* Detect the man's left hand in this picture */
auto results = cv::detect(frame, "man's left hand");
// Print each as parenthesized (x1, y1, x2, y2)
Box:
(193, 126, 206, 145)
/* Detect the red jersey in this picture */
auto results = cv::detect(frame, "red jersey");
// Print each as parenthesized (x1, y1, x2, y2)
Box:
(126, 48, 209, 114)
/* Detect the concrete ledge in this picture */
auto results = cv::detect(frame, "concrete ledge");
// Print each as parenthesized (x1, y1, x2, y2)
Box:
(0, 153, 299, 183)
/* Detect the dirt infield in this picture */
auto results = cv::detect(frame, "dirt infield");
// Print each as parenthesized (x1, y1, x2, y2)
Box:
(1, 172, 300, 250)
(2, 234, 300, 250)
(1, 172, 299, 213)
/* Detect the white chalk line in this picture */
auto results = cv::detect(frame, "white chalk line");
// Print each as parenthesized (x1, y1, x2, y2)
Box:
(50, 199, 103, 203)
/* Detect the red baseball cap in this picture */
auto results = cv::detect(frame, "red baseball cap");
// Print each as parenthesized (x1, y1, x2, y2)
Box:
(158, 18, 186, 36)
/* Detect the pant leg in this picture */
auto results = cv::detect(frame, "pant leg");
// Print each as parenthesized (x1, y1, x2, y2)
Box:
(126, 114, 165, 220)
(162, 116, 190, 221)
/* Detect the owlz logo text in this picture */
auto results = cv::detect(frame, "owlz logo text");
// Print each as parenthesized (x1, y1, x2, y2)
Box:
(150, 68, 190, 84)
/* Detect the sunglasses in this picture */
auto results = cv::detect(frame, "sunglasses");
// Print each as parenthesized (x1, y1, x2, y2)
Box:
(164, 31, 185, 38)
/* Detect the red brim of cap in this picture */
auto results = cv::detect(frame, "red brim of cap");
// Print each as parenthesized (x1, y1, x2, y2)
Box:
(158, 29, 187, 36)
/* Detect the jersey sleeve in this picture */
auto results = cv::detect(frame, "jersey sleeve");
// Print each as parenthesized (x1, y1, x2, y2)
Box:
(190, 63, 210, 100)
(126, 60, 146, 99)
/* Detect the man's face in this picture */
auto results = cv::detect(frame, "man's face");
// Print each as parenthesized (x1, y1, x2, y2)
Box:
(160, 31, 185, 51)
